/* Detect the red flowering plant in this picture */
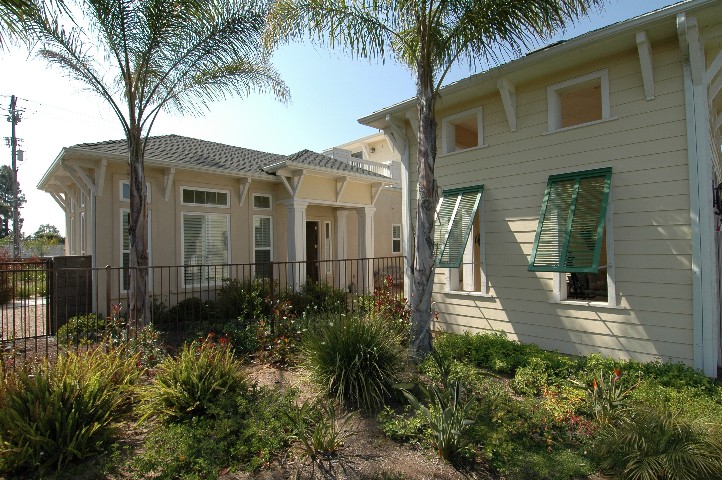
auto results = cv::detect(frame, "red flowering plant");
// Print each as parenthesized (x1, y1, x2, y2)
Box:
(585, 367, 640, 423)
(364, 275, 411, 343)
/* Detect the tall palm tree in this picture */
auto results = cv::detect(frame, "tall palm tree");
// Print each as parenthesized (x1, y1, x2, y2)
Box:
(26, 0, 288, 322)
(0, 0, 34, 47)
(267, 0, 602, 357)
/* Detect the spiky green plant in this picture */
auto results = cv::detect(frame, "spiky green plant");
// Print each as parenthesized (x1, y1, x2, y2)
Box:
(285, 398, 356, 459)
(303, 315, 405, 412)
(140, 338, 247, 423)
(593, 405, 722, 480)
(0, 347, 140, 475)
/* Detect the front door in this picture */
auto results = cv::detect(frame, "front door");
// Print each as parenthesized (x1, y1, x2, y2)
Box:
(306, 221, 319, 283)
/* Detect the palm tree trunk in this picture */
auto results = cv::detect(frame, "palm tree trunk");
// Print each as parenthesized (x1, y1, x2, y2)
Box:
(410, 58, 438, 358)
(127, 128, 149, 326)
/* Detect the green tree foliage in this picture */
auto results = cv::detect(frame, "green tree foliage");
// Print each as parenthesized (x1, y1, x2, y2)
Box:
(267, 0, 602, 356)
(0, 164, 25, 239)
(23, 0, 288, 323)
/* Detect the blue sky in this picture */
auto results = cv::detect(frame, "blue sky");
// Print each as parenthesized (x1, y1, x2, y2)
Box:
(0, 0, 681, 235)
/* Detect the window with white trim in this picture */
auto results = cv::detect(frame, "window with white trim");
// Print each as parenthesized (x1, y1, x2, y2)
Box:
(441, 107, 483, 154)
(253, 193, 272, 210)
(80, 212, 86, 255)
(548, 70, 610, 131)
(434, 186, 486, 293)
(324, 221, 332, 274)
(121, 209, 152, 292)
(528, 168, 614, 304)
(69, 216, 75, 255)
(120, 180, 152, 203)
(392, 224, 401, 254)
(253, 216, 272, 279)
(182, 213, 230, 286)
(181, 187, 230, 208)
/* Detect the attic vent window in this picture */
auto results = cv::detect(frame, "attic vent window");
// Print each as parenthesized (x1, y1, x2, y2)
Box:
(548, 70, 611, 131)
(442, 107, 483, 154)
(253, 193, 272, 210)
(351, 151, 363, 159)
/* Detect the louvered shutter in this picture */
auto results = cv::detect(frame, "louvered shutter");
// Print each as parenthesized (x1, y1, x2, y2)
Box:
(529, 168, 611, 272)
(435, 186, 484, 268)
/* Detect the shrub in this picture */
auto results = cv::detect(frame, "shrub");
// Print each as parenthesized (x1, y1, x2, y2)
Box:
(216, 277, 270, 320)
(377, 405, 427, 442)
(167, 297, 218, 324)
(359, 275, 411, 342)
(135, 386, 298, 477)
(140, 338, 247, 423)
(0, 347, 140, 475)
(593, 405, 722, 480)
(285, 280, 348, 315)
(303, 315, 405, 412)
(57, 313, 107, 346)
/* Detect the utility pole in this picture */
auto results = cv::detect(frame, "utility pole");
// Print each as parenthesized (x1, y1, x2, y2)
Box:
(7, 96, 23, 259)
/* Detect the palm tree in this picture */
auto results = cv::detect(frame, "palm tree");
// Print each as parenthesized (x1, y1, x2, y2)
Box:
(26, 0, 289, 322)
(0, 0, 34, 47)
(267, 0, 602, 357)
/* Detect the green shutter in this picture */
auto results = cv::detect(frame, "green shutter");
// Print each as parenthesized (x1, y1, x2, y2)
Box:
(529, 168, 611, 273)
(435, 186, 483, 268)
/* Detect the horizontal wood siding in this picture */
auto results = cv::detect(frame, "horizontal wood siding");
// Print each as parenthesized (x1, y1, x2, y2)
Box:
(409, 40, 695, 364)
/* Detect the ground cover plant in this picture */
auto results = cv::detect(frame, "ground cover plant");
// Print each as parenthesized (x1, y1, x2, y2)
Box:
(3, 301, 722, 480)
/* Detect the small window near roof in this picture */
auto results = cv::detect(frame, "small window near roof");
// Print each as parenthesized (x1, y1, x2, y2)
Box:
(181, 187, 229, 207)
(442, 107, 483, 154)
(120, 180, 151, 203)
(548, 70, 610, 131)
(253, 194, 272, 210)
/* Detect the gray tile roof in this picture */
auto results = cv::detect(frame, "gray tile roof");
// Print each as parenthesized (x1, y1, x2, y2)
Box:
(71, 135, 389, 179)
(71, 135, 285, 174)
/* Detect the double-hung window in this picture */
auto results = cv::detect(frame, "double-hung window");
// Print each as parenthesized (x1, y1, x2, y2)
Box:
(182, 213, 230, 286)
(253, 216, 272, 279)
(528, 168, 613, 304)
(434, 185, 486, 293)
(392, 224, 402, 254)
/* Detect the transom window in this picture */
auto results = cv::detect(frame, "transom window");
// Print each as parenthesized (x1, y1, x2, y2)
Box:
(253, 194, 272, 210)
(548, 70, 610, 131)
(181, 187, 229, 207)
(435, 185, 486, 293)
(182, 213, 230, 286)
(120, 180, 152, 203)
(441, 107, 483, 154)
(528, 168, 613, 303)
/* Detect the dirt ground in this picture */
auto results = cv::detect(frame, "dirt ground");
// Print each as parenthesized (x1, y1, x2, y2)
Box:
(230, 363, 493, 480)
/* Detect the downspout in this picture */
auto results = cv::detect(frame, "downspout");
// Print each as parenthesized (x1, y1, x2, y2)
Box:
(678, 13, 718, 377)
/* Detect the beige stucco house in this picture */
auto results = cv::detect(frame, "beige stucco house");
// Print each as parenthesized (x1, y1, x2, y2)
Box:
(37, 133, 402, 307)
(361, 0, 722, 376)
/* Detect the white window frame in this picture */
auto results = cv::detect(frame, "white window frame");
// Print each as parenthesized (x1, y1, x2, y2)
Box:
(551, 192, 616, 307)
(253, 215, 273, 278)
(120, 208, 152, 293)
(180, 186, 230, 208)
(324, 221, 332, 274)
(69, 216, 75, 255)
(547, 69, 611, 133)
(120, 180, 152, 203)
(80, 212, 86, 255)
(252, 193, 273, 210)
(392, 224, 402, 254)
(441, 106, 484, 155)
(181, 212, 231, 287)
(444, 196, 487, 295)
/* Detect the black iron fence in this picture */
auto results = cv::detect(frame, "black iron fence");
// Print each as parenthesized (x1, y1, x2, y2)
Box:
(1, 256, 405, 370)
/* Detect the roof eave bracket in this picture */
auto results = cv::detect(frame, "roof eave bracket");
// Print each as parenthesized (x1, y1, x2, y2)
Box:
(636, 31, 655, 100)
(497, 78, 517, 131)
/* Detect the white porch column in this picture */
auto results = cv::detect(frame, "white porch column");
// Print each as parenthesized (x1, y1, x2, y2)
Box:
(357, 206, 375, 293)
(283, 199, 308, 290)
(335, 209, 349, 291)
